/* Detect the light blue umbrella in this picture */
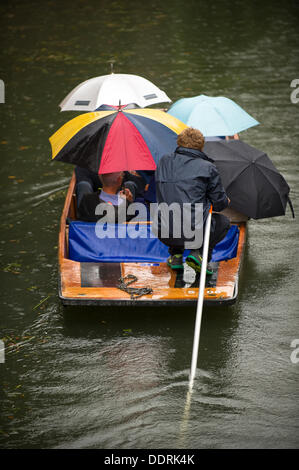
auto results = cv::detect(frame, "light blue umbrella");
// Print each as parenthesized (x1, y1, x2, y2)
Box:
(167, 94, 259, 136)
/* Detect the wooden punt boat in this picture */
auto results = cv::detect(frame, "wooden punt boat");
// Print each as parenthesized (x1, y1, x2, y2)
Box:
(58, 171, 247, 307)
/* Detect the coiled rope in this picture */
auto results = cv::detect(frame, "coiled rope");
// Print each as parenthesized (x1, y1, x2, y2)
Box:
(117, 274, 153, 300)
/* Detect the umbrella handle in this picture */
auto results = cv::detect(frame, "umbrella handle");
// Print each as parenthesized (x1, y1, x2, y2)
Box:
(288, 196, 295, 218)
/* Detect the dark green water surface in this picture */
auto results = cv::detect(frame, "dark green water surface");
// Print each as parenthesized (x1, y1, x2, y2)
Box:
(0, 0, 298, 449)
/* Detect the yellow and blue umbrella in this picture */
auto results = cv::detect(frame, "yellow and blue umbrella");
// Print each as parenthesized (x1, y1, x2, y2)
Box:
(167, 94, 259, 136)
(49, 108, 187, 174)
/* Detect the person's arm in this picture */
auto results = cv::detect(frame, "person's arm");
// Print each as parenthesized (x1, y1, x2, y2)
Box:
(206, 166, 230, 212)
(77, 192, 98, 222)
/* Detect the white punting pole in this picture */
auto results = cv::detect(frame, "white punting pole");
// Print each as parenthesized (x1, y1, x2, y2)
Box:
(189, 206, 213, 386)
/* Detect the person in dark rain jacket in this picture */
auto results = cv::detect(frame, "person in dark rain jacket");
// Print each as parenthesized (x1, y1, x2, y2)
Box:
(155, 127, 230, 274)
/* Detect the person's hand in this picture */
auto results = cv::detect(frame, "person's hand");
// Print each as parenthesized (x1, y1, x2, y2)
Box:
(227, 197, 231, 204)
(119, 188, 133, 202)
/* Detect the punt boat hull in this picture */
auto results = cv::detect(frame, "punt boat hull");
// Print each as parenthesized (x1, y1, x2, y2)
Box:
(58, 172, 247, 307)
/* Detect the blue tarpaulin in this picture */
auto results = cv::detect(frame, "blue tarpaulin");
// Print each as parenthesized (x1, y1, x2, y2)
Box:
(68, 222, 239, 263)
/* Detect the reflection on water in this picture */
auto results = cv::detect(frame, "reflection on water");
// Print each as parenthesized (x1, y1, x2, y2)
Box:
(1, 0, 299, 449)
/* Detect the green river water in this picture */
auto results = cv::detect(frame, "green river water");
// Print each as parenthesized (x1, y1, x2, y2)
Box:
(0, 0, 298, 449)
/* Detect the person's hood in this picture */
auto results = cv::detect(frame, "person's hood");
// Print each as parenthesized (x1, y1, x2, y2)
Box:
(175, 146, 215, 163)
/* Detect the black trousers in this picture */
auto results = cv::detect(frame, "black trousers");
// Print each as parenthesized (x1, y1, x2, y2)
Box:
(168, 213, 230, 262)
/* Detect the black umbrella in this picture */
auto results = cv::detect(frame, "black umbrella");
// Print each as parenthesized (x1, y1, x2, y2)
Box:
(203, 140, 294, 219)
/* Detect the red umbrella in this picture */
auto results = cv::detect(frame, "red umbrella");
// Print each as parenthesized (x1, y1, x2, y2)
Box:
(50, 108, 187, 174)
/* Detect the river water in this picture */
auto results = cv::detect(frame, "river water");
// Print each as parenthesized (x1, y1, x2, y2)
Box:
(0, 0, 298, 449)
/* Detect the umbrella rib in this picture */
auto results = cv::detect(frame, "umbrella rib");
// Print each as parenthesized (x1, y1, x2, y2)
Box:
(209, 100, 258, 133)
(223, 164, 250, 192)
(50, 111, 113, 159)
(253, 163, 260, 218)
(255, 157, 286, 177)
(255, 165, 288, 201)
(256, 165, 286, 218)
(210, 107, 239, 135)
(95, 81, 106, 108)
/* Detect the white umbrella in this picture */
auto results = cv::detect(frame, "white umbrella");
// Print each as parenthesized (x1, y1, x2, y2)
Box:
(59, 73, 172, 111)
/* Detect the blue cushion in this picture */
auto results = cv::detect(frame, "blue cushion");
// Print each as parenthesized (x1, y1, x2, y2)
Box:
(68, 222, 239, 263)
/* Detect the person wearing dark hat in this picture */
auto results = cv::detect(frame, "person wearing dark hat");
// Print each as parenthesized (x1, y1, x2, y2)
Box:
(155, 127, 231, 274)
